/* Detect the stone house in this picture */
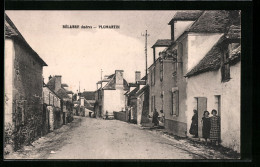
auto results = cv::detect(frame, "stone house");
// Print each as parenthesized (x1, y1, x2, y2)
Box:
(147, 40, 174, 128)
(185, 24, 241, 152)
(46, 75, 74, 124)
(4, 14, 48, 150)
(95, 70, 129, 118)
(42, 84, 63, 133)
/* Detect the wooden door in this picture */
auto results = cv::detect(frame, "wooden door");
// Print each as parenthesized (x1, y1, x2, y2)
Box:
(197, 97, 207, 138)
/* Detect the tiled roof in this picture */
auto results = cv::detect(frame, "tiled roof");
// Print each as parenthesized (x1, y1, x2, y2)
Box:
(46, 77, 56, 91)
(152, 39, 172, 48)
(81, 91, 95, 100)
(127, 87, 139, 97)
(187, 10, 237, 33)
(43, 83, 62, 100)
(5, 14, 47, 66)
(102, 75, 129, 90)
(168, 11, 203, 24)
(56, 88, 70, 99)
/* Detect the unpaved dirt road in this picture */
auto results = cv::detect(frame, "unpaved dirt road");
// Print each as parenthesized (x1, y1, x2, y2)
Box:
(5, 116, 239, 159)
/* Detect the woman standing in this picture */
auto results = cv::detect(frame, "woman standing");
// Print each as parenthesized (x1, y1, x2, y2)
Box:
(189, 109, 198, 138)
(202, 111, 211, 144)
(210, 109, 221, 146)
(152, 109, 159, 127)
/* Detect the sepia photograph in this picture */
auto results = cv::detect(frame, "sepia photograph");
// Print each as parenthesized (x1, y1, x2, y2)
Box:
(4, 10, 242, 160)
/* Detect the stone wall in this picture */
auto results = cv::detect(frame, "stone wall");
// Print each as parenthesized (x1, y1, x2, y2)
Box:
(10, 40, 44, 150)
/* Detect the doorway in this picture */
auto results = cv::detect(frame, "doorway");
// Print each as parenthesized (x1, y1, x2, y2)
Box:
(195, 97, 207, 138)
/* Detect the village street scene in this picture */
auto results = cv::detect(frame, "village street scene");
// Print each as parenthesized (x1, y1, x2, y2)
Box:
(4, 10, 241, 159)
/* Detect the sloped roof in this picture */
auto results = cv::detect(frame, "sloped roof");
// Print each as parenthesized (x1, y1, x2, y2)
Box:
(5, 14, 47, 66)
(46, 77, 56, 91)
(187, 10, 238, 33)
(136, 85, 149, 96)
(186, 33, 241, 78)
(43, 83, 62, 100)
(102, 75, 129, 90)
(56, 88, 70, 99)
(168, 11, 203, 24)
(152, 39, 172, 48)
(127, 87, 139, 97)
(81, 91, 95, 100)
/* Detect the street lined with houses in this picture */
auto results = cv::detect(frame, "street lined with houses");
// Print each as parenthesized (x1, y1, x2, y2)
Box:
(4, 10, 241, 159)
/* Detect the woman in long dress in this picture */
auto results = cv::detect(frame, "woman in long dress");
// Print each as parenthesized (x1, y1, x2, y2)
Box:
(210, 109, 220, 145)
(189, 109, 198, 138)
(202, 110, 211, 144)
(152, 109, 159, 127)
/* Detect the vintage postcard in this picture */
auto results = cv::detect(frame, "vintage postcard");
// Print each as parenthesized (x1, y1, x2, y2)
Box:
(4, 10, 242, 160)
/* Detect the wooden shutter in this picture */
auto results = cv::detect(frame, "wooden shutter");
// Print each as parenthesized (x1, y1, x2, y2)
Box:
(172, 88, 179, 116)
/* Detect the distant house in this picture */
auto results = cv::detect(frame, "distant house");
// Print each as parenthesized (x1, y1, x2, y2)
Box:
(47, 75, 74, 124)
(81, 91, 95, 111)
(4, 14, 47, 150)
(42, 84, 62, 133)
(94, 70, 129, 118)
(185, 24, 241, 152)
(125, 71, 142, 123)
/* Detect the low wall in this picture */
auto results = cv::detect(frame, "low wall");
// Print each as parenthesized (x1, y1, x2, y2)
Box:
(165, 119, 187, 137)
(113, 111, 127, 122)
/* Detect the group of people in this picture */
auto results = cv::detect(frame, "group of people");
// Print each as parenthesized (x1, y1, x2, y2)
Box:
(189, 109, 220, 145)
(152, 109, 164, 127)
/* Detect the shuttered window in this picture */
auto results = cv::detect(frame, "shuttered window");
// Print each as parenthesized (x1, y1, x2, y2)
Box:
(172, 88, 179, 116)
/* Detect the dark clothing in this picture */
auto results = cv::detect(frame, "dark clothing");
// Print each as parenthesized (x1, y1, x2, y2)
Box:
(202, 117, 211, 139)
(189, 113, 198, 136)
(210, 115, 220, 141)
(152, 111, 159, 126)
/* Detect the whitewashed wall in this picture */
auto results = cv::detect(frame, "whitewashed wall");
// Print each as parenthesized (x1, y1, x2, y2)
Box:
(103, 89, 126, 115)
(187, 33, 223, 71)
(174, 21, 194, 41)
(186, 62, 241, 152)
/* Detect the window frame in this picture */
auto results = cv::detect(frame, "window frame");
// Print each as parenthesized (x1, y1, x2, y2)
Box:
(171, 87, 179, 116)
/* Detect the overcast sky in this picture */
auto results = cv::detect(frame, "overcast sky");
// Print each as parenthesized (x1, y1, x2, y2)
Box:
(6, 10, 177, 92)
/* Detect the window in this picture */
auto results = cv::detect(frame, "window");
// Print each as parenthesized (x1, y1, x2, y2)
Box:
(151, 96, 156, 113)
(160, 62, 163, 81)
(221, 50, 230, 82)
(173, 61, 177, 76)
(171, 88, 179, 116)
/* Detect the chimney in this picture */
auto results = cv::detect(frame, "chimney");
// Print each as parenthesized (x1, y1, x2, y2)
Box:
(115, 70, 124, 88)
(170, 22, 175, 41)
(49, 75, 52, 81)
(54, 75, 62, 92)
(135, 71, 141, 83)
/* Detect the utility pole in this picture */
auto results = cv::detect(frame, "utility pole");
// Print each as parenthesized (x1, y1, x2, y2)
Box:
(101, 69, 103, 88)
(79, 81, 80, 93)
(142, 30, 149, 83)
